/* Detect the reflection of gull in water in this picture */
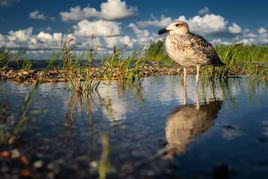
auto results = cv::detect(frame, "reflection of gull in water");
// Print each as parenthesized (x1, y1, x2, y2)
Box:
(165, 100, 223, 153)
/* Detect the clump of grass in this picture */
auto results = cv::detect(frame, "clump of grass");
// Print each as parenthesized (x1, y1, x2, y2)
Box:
(61, 30, 106, 93)
(16, 57, 35, 71)
(144, 40, 172, 62)
(101, 41, 146, 91)
(0, 48, 11, 71)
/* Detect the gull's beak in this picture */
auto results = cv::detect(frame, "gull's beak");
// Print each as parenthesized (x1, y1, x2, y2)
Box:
(158, 28, 170, 35)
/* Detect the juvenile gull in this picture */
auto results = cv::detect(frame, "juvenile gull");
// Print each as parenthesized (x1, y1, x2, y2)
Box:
(158, 21, 225, 89)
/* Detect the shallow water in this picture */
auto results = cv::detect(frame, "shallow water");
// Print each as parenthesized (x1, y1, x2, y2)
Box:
(1, 75, 268, 178)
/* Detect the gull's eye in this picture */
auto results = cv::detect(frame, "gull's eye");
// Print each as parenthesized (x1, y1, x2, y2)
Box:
(175, 24, 180, 27)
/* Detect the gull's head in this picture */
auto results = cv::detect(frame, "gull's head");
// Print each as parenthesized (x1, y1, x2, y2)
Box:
(158, 21, 189, 35)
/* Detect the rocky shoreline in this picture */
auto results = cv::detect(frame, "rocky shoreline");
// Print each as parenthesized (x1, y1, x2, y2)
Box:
(0, 65, 181, 83)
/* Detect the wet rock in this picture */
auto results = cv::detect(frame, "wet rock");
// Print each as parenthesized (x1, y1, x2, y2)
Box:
(7, 70, 14, 75)
(22, 71, 29, 76)
(34, 160, 43, 168)
(1, 166, 9, 173)
(11, 149, 21, 159)
(1, 151, 11, 159)
(20, 155, 31, 166)
(112, 73, 117, 77)
(20, 169, 34, 177)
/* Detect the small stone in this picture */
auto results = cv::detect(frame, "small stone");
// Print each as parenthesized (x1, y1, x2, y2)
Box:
(1, 166, 9, 173)
(8, 136, 15, 144)
(89, 161, 97, 168)
(20, 169, 34, 177)
(48, 172, 54, 178)
(34, 160, 43, 168)
(23, 71, 29, 75)
(146, 170, 154, 176)
(8, 70, 13, 74)
(1, 151, 11, 159)
(47, 163, 56, 170)
(20, 155, 31, 166)
(11, 149, 20, 159)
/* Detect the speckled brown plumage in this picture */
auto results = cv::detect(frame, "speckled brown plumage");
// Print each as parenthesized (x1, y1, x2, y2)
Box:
(166, 33, 224, 68)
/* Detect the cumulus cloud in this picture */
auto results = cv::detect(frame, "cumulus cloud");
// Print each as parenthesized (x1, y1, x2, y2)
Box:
(60, 0, 138, 22)
(258, 27, 267, 34)
(210, 39, 232, 45)
(73, 20, 124, 37)
(35, 27, 52, 32)
(137, 14, 243, 38)
(29, 10, 47, 20)
(198, 6, 210, 15)
(243, 29, 257, 38)
(0, 27, 63, 51)
(150, 13, 157, 20)
(49, 17, 56, 21)
(0, 0, 19, 8)
(228, 23, 242, 33)
(137, 15, 172, 28)
(177, 14, 243, 37)
(125, 23, 150, 38)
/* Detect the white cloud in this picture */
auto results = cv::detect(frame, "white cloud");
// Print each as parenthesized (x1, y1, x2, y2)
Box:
(243, 29, 257, 38)
(73, 20, 124, 37)
(60, 0, 138, 22)
(104, 36, 132, 49)
(100, 0, 138, 20)
(125, 23, 150, 38)
(49, 17, 56, 21)
(176, 14, 242, 38)
(0, 17, 5, 21)
(258, 27, 267, 34)
(210, 39, 232, 45)
(137, 15, 172, 28)
(228, 23, 242, 33)
(0, 0, 19, 8)
(137, 14, 242, 38)
(198, 6, 210, 15)
(8, 27, 34, 42)
(0, 27, 63, 52)
(150, 13, 157, 20)
(36, 27, 52, 32)
(29, 10, 47, 20)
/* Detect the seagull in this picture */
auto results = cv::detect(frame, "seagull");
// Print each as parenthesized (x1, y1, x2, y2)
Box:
(158, 21, 225, 90)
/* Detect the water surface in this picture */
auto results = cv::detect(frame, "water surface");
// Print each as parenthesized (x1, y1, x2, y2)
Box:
(0, 76, 268, 178)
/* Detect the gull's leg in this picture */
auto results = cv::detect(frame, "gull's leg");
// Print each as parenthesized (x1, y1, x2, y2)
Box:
(195, 66, 200, 89)
(184, 67, 187, 105)
(196, 86, 200, 110)
(195, 66, 200, 109)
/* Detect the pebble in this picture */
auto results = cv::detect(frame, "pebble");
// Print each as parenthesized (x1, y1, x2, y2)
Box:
(11, 149, 20, 159)
(34, 160, 43, 168)
(89, 161, 97, 168)
(1, 166, 9, 173)
(47, 163, 56, 170)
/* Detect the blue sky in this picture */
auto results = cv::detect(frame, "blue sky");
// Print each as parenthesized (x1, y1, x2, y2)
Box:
(0, 0, 268, 59)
